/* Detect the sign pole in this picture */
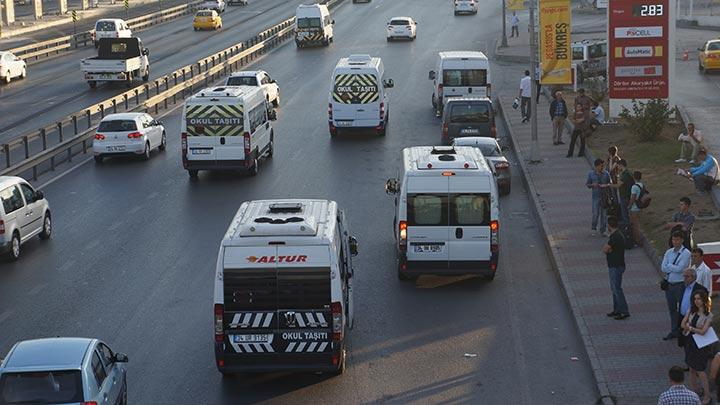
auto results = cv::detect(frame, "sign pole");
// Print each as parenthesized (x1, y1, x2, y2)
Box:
(529, 0, 539, 163)
(501, 0, 508, 48)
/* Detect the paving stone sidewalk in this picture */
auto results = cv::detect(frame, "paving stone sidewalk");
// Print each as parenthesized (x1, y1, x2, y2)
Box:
(498, 93, 684, 404)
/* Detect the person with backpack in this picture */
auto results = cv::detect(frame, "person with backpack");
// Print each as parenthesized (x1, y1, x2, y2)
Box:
(610, 159, 634, 226)
(586, 159, 611, 236)
(627, 171, 647, 247)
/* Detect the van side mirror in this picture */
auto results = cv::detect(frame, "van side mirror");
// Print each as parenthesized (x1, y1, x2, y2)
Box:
(385, 178, 399, 195)
(34, 190, 44, 201)
(114, 353, 129, 363)
(348, 236, 359, 256)
(268, 110, 277, 121)
(698, 47, 704, 51)
(332, 19, 336, 24)
(428, 70, 436, 80)
(383, 78, 394, 88)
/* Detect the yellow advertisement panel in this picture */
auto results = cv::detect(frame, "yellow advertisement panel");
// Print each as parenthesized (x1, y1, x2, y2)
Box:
(507, 0, 525, 10)
(539, 0, 572, 84)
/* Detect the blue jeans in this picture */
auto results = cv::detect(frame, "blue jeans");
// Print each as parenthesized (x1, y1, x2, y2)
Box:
(665, 282, 685, 335)
(608, 266, 629, 314)
(591, 197, 607, 232)
(618, 196, 629, 226)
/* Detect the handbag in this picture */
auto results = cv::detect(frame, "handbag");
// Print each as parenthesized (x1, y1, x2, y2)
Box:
(660, 278, 669, 291)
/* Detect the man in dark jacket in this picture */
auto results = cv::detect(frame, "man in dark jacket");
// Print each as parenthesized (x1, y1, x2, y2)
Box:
(549, 91, 568, 145)
(676, 267, 708, 346)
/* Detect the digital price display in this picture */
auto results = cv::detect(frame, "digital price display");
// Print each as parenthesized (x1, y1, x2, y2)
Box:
(632, 4, 664, 16)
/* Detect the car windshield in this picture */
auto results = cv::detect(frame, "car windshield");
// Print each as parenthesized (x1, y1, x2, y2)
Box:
(0, 370, 84, 404)
(449, 103, 490, 123)
(297, 18, 321, 28)
(389, 19, 409, 25)
(226, 76, 258, 86)
(474, 143, 500, 156)
(588, 43, 606, 59)
(98, 120, 137, 132)
(708, 42, 720, 51)
(95, 21, 116, 31)
(197, 10, 213, 16)
(572, 46, 584, 61)
(442, 69, 487, 86)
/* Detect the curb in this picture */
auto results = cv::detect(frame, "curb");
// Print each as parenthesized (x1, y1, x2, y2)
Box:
(496, 96, 614, 405)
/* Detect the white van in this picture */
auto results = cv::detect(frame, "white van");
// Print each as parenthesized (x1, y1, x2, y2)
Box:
(428, 51, 491, 116)
(295, 4, 334, 47)
(454, 0, 478, 15)
(180, 86, 277, 178)
(92, 19, 132, 48)
(213, 199, 358, 375)
(328, 54, 394, 137)
(0, 176, 52, 261)
(385, 146, 499, 281)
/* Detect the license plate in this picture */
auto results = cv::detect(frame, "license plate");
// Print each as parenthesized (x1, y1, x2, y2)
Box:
(460, 128, 480, 134)
(334, 120, 352, 127)
(106, 145, 126, 152)
(414, 244, 443, 253)
(232, 334, 271, 343)
(191, 149, 211, 155)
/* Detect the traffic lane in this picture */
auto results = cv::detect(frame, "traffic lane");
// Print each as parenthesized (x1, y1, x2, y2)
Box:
(0, 0, 305, 142)
(675, 27, 720, 107)
(0, 1, 596, 403)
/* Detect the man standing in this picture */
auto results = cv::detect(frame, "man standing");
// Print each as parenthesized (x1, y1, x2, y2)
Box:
(677, 267, 707, 346)
(657, 366, 701, 405)
(676, 123, 703, 164)
(566, 104, 588, 157)
(685, 149, 720, 195)
(690, 248, 713, 296)
(510, 12, 520, 38)
(518, 70, 532, 123)
(549, 91, 567, 145)
(665, 197, 695, 249)
(627, 171, 644, 247)
(586, 159, 611, 236)
(574, 88, 595, 119)
(661, 232, 692, 341)
(610, 159, 634, 225)
(603, 216, 629, 320)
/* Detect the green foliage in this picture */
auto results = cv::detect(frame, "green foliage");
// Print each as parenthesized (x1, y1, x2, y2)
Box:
(585, 76, 607, 103)
(618, 99, 672, 142)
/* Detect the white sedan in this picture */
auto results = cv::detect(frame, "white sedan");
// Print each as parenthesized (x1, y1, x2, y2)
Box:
(0, 51, 27, 84)
(386, 17, 417, 41)
(93, 113, 166, 163)
(225, 70, 280, 107)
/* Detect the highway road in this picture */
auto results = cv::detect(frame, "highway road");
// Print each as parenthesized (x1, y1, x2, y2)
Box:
(0, 0, 308, 144)
(0, 0, 598, 403)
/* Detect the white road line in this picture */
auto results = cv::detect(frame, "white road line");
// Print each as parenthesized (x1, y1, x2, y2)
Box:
(127, 205, 142, 215)
(0, 310, 13, 326)
(28, 283, 47, 296)
(84, 239, 100, 251)
(108, 220, 124, 231)
(58, 260, 76, 273)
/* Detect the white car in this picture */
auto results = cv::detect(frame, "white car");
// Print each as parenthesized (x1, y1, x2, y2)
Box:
(386, 17, 417, 41)
(92, 19, 132, 48)
(0, 51, 27, 84)
(93, 113, 166, 163)
(454, 0, 478, 15)
(0, 176, 51, 261)
(224, 70, 280, 107)
(201, 0, 225, 13)
(452, 137, 512, 195)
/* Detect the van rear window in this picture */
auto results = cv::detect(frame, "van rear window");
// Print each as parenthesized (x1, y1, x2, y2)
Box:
(449, 103, 490, 123)
(95, 21, 116, 31)
(297, 18, 321, 28)
(226, 76, 258, 86)
(408, 193, 491, 226)
(223, 268, 330, 311)
(442, 69, 487, 86)
(0, 371, 84, 404)
(452, 194, 490, 226)
(408, 194, 447, 226)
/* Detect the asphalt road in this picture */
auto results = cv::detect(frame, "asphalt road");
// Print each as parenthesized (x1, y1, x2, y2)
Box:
(0, 0, 307, 143)
(0, 0, 598, 403)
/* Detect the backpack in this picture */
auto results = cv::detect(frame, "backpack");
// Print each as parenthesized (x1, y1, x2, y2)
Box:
(635, 183, 652, 209)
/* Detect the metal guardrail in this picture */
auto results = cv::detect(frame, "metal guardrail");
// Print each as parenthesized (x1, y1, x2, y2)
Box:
(8, 1, 202, 63)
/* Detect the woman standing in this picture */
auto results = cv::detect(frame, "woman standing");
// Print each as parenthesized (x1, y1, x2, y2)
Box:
(682, 290, 713, 404)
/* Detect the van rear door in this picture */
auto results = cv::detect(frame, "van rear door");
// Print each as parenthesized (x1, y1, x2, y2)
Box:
(447, 176, 492, 268)
(184, 102, 245, 162)
(332, 72, 380, 124)
(405, 177, 449, 267)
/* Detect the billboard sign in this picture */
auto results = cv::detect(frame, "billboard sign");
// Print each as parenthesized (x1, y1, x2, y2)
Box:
(539, 0, 572, 85)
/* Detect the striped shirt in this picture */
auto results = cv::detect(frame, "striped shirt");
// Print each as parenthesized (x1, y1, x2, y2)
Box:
(657, 385, 700, 405)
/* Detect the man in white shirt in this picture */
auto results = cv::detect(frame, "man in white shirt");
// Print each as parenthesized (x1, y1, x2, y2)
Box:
(690, 247, 713, 296)
(676, 123, 703, 164)
(591, 100, 605, 123)
(510, 12, 520, 38)
(518, 70, 532, 123)
(661, 232, 692, 340)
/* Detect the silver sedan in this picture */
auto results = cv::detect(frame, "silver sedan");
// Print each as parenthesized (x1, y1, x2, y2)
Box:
(452, 136, 511, 195)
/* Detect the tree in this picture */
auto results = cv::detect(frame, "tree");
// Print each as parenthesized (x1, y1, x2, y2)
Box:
(618, 99, 672, 142)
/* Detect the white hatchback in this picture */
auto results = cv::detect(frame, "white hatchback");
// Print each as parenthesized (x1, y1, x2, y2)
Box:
(93, 113, 166, 163)
(0, 176, 51, 261)
(93, 19, 132, 48)
(386, 17, 417, 41)
(454, 0, 478, 15)
(0, 51, 27, 84)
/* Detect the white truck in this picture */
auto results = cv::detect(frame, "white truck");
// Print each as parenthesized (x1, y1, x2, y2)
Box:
(80, 38, 150, 89)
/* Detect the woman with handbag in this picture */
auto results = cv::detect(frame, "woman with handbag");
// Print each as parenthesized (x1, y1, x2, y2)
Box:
(682, 290, 714, 404)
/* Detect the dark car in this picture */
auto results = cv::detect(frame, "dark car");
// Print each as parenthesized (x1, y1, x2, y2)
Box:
(441, 97, 496, 145)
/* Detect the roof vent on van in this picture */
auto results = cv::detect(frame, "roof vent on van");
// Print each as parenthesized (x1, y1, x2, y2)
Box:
(348, 54, 372, 65)
(437, 154, 456, 161)
(268, 202, 303, 213)
(430, 146, 456, 155)
(254, 216, 304, 224)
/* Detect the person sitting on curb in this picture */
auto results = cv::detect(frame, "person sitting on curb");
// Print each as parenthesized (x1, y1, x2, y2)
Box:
(665, 196, 695, 250)
(682, 149, 720, 195)
(676, 123, 703, 164)
(591, 100, 605, 124)
(658, 365, 701, 404)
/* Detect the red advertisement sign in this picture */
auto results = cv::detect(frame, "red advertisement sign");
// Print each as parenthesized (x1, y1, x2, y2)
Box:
(608, 0, 669, 99)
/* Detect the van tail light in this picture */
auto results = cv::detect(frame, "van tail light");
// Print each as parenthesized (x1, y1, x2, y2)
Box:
(490, 220, 499, 253)
(442, 123, 449, 139)
(494, 161, 509, 171)
(115, 31, 119, 37)
(399, 220, 407, 252)
(82, 402, 98, 405)
(0, 220, 5, 235)
(379, 102, 385, 120)
(328, 103, 333, 120)
(214, 304, 224, 342)
(243, 132, 251, 167)
(491, 126, 497, 138)
(94, 134, 105, 140)
(331, 302, 343, 341)
(127, 132, 142, 139)
(181, 132, 188, 167)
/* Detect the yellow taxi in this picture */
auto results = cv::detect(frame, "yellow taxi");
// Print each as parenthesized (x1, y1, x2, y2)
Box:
(698, 39, 720, 73)
(193, 9, 222, 31)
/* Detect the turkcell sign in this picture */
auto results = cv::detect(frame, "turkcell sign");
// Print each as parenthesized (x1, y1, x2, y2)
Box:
(614, 26, 663, 38)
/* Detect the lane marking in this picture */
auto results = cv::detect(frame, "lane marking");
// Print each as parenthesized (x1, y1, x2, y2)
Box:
(0, 310, 12, 327)
(84, 239, 100, 251)
(58, 260, 76, 273)
(128, 205, 142, 215)
(28, 283, 47, 296)
(108, 221, 124, 232)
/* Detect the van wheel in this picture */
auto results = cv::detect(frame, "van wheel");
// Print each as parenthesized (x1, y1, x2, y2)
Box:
(21, 67, 27, 79)
(323, 37, 329, 46)
(272, 94, 280, 107)
(8, 232, 20, 262)
(39, 213, 52, 240)
(249, 158, 259, 176)
(267, 136, 274, 158)
(94, 155, 103, 164)
(333, 349, 346, 375)
(158, 132, 167, 151)
(188, 170, 199, 179)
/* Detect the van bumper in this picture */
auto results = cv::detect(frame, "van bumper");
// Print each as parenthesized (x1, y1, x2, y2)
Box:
(215, 351, 341, 373)
(184, 159, 252, 171)
(399, 255, 498, 277)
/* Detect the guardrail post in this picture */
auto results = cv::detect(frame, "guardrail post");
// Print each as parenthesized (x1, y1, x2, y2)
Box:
(57, 122, 64, 142)
(135, 89, 140, 105)
(72, 116, 78, 135)
(67, 146, 72, 163)
(145, 85, 150, 100)
(4, 145, 10, 169)
(86, 110, 91, 127)
(124, 94, 129, 110)
(100, 104, 105, 119)
(32, 166, 37, 181)
(23, 136, 30, 159)
(112, 99, 117, 114)
(82, 139, 87, 154)
(40, 128, 47, 150)
(164, 77, 169, 92)
(173, 72, 178, 86)
(155, 80, 160, 96)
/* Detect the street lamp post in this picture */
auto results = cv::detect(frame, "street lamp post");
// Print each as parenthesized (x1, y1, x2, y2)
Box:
(529, 0, 540, 163)
(501, 0, 508, 47)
